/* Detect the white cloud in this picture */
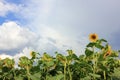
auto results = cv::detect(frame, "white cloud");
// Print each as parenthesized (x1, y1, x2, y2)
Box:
(0, 53, 13, 59)
(0, 0, 20, 16)
(34, 26, 87, 55)
(0, 21, 38, 50)
(22, 0, 120, 36)
(13, 47, 33, 59)
(14, 0, 89, 55)
(21, 0, 120, 44)
(17, 0, 55, 22)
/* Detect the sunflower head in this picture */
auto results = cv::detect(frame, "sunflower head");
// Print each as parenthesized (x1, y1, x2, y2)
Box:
(89, 33, 98, 42)
(103, 45, 112, 58)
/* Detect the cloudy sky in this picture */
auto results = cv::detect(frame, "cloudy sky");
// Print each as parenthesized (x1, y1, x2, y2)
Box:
(0, 0, 120, 59)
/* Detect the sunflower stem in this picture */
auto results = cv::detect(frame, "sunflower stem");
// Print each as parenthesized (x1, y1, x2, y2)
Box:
(64, 63, 66, 80)
(26, 65, 30, 80)
(93, 46, 96, 79)
(103, 71, 106, 80)
(68, 65, 72, 80)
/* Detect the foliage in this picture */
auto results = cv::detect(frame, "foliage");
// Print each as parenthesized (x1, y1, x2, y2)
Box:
(0, 35, 120, 80)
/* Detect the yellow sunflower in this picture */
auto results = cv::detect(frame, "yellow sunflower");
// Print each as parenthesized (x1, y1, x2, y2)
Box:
(103, 45, 112, 58)
(89, 33, 98, 42)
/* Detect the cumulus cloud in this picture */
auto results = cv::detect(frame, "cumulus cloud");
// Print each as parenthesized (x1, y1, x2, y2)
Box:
(19, 0, 54, 18)
(33, 26, 87, 55)
(9, 0, 90, 55)
(0, 53, 13, 59)
(0, 0, 20, 16)
(19, 0, 120, 50)
(0, 21, 38, 52)
(21, 0, 120, 36)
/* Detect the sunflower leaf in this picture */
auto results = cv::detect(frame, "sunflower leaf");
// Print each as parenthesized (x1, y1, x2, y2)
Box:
(95, 44, 104, 49)
(86, 43, 96, 47)
(100, 39, 107, 42)
(85, 48, 94, 57)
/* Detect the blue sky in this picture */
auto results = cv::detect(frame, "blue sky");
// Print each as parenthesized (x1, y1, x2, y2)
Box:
(0, 0, 120, 59)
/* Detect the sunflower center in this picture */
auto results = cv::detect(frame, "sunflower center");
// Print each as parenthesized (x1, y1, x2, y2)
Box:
(92, 35, 96, 39)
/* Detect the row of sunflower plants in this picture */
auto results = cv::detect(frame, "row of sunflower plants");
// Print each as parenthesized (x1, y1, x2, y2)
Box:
(0, 33, 120, 80)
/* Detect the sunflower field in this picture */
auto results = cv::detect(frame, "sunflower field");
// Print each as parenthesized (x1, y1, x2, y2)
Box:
(0, 33, 120, 80)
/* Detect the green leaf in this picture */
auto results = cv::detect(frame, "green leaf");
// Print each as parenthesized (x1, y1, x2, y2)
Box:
(111, 68, 120, 79)
(85, 48, 94, 57)
(100, 39, 107, 42)
(87, 43, 96, 47)
(30, 72, 40, 80)
(46, 74, 64, 80)
(89, 73, 101, 78)
(67, 50, 74, 55)
(98, 54, 104, 61)
(99, 63, 107, 71)
(56, 74, 64, 80)
(118, 50, 120, 53)
(95, 44, 104, 49)
(110, 51, 119, 57)
(14, 76, 23, 80)
(46, 61, 54, 67)
(81, 76, 91, 80)
(71, 54, 79, 60)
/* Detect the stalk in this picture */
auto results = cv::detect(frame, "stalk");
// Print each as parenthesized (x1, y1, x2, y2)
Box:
(3, 77, 5, 80)
(93, 65, 95, 79)
(13, 69, 17, 80)
(26, 65, 30, 80)
(103, 71, 106, 80)
(64, 63, 66, 80)
(92, 46, 97, 79)
(68, 65, 72, 80)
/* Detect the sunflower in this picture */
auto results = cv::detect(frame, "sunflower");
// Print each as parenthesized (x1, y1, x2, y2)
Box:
(89, 33, 98, 42)
(103, 45, 112, 58)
